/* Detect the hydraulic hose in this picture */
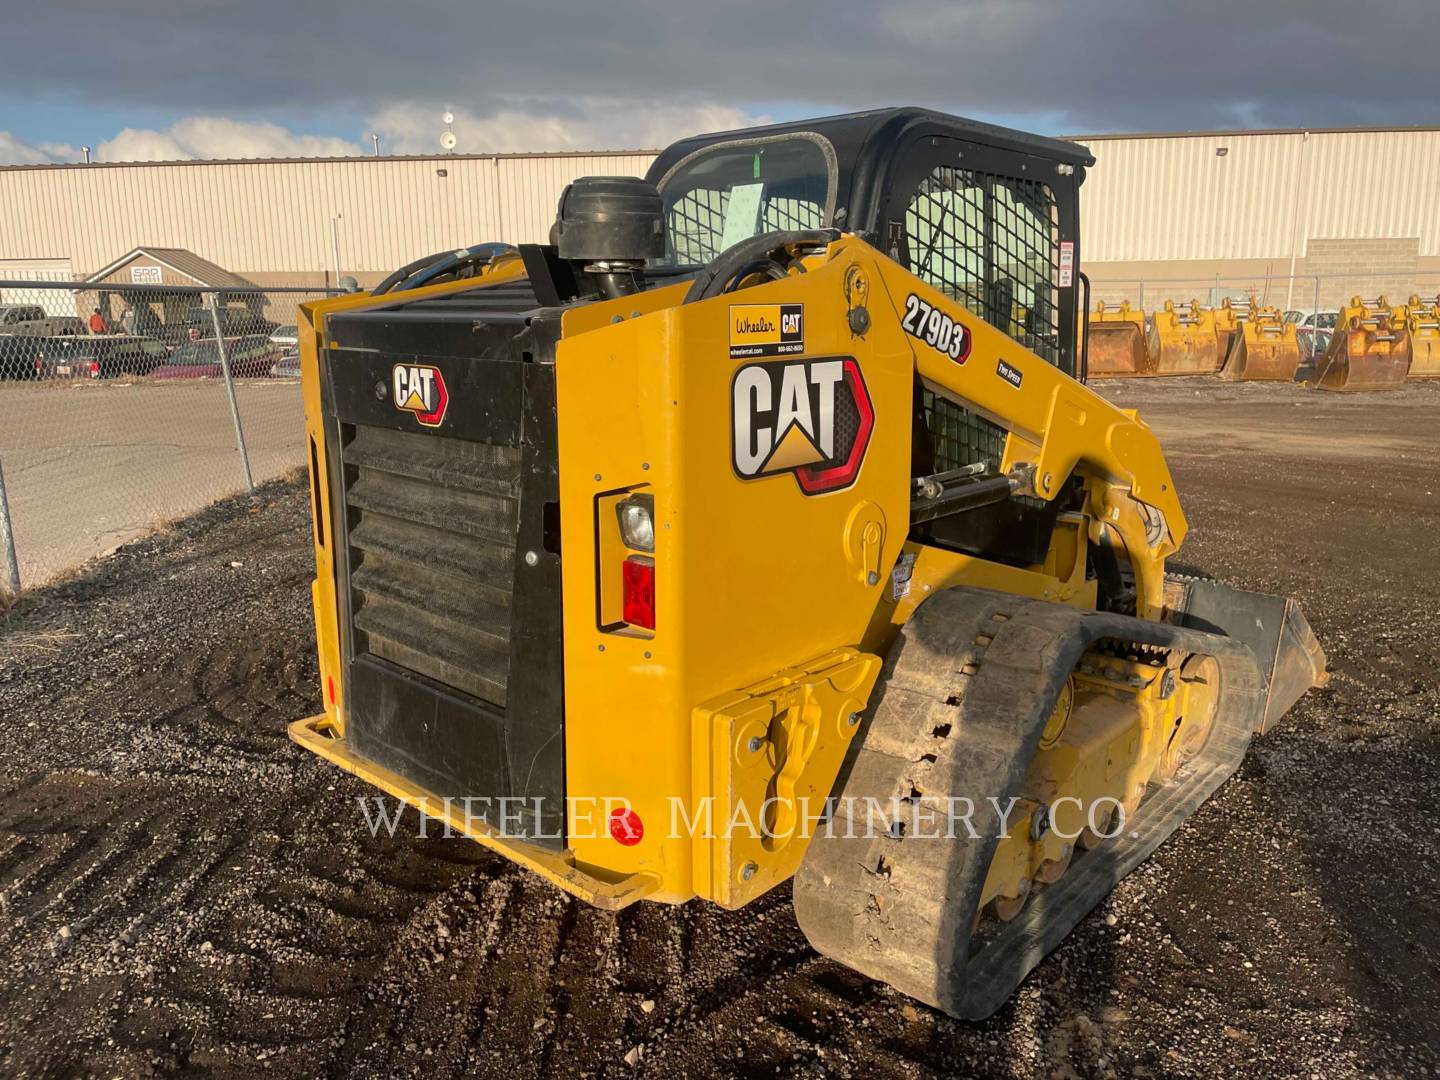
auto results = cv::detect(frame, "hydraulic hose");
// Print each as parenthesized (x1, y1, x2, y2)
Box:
(683, 229, 840, 304)
(372, 242, 518, 296)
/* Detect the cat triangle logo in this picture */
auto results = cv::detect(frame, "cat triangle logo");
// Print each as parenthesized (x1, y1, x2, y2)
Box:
(392, 363, 449, 427)
(763, 422, 826, 471)
(731, 356, 874, 496)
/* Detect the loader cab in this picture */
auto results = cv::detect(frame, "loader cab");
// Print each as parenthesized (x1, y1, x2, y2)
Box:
(646, 107, 1092, 379)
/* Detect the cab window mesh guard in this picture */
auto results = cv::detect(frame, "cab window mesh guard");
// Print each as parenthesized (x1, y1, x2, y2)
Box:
(668, 189, 824, 266)
(907, 166, 1061, 474)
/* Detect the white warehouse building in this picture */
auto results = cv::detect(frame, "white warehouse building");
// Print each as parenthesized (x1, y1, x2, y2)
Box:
(2, 123, 1438, 308)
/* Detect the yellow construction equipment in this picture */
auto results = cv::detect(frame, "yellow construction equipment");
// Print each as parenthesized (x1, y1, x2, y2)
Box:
(1152, 299, 1223, 375)
(1219, 296, 1305, 381)
(1212, 297, 1241, 366)
(288, 108, 1326, 1021)
(1305, 295, 1413, 391)
(1084, 299, 1155, 376)
(1401, 295, 1440, 379)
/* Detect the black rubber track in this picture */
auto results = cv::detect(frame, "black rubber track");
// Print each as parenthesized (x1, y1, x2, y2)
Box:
(794, 585, 1265, 1020)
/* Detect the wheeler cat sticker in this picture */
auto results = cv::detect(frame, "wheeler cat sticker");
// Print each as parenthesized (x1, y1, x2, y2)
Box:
(729, 303, 805, 358)
(731, 356, 873, 495)
(392, 363, 449, 427)
(902, 293, 972, 363)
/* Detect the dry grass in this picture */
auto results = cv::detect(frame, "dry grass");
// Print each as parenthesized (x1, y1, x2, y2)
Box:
(0, 627, 79, 659)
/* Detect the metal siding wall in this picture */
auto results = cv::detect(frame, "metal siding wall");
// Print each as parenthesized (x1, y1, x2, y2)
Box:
(5, 134, 1436, 275)
(0, 152, 657, 278)
(1080, 129, 1440, 262)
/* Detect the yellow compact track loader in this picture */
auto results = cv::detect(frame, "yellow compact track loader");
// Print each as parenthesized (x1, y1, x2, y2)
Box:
(1152, 299, 1223, 375)
(1083, 300, 1156, 377)
(1305, 295, 1413, 391)
(1401, 295, 1440, 379)
(290, 109, 1326, 1020)
(1219, 297, 1304, 381)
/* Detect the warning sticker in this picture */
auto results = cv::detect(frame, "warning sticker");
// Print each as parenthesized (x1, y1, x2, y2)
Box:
(891, 552, 916, 602)
(1059, 241, 1074, 288)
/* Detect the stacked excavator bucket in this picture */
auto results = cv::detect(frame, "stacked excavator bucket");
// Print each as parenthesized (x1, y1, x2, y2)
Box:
(1085, 300, 1155, 376)
(1153, 299, 1224, 374)
(1220, 296, 1304, 381)
(1212, 298, 1241, 367)
(1305, 296, 1413, 392)
(1401, 295, 1440, 379)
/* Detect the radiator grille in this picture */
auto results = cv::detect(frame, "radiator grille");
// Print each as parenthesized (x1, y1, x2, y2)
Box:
(343, 425, 521, 706)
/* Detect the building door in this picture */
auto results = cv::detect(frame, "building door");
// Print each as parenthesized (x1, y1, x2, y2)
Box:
(0, 258, 78, 316)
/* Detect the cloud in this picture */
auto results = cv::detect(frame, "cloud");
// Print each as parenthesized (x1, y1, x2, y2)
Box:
(1, 101, 766, 167)
(0, 132, 74, 165)
(97, 117, 364, 162)
(370, 100, 766, 155)
(1, 1, 1435, 147)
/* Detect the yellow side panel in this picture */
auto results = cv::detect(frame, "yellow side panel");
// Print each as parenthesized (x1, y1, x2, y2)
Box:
(556, 255, 914, 903)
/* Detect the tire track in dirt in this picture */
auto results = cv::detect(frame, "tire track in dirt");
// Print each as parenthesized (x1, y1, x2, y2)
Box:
(0, 385, 1437, 1078)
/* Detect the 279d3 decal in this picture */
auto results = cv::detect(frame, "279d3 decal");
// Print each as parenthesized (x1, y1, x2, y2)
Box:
(902, 293, 972, 363)
(731, 356, 874, 495)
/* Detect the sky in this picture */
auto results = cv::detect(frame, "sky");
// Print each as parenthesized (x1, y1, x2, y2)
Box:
(0, 0, 1436, 165)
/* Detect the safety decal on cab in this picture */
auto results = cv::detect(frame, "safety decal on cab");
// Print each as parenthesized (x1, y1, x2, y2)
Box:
(392, 363, 449, 427)
(901, 293, 971, 363)
(731, 356, 873, 496)
(729, 303, 804, 359)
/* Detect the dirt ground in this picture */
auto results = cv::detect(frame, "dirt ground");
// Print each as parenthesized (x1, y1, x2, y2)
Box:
(0, 379, 1436, 1079)
(0, 379, 304, 586)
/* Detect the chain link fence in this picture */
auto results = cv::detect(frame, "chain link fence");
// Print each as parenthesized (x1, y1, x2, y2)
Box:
(4, 267, 1439, 600)
(0, 280, 340, 598)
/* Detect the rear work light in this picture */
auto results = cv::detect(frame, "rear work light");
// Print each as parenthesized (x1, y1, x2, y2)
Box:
(615, 493, 655, 552)
(622, 555, 655, 630)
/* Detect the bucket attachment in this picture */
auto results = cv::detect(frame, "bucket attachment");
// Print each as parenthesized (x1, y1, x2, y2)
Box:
(1152, 299, 1223, 374)
(1085, 300, 1156, 377)
(1402, 295, 1440, 379)
(1219, 296, 1304, 381)
(1305, 296, 1413, 392)
(1163, 576, 1328, 734)
(1212, 298, 1241, 367)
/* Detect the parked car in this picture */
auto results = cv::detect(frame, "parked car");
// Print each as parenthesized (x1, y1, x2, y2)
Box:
(0, 304, 85, 336)
(178, 305, 278, 341)
(151, 335, 280, 379)
(269, 324, 298, 349)
(0, 334, 44, 379)
(1284, 309, 1338, 330)
(1295, 325, 1333, 358)
(32, 335, 171, 380)
(269, 351, 301, 378)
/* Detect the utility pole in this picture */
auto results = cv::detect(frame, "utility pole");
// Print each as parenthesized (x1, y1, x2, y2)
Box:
(330, 212, 343, 286)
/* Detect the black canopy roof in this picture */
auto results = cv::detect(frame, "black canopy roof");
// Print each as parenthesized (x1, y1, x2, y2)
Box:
(644, 106, 1094, 237)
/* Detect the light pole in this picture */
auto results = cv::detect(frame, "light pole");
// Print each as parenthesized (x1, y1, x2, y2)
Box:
(371, 133, 381, 157)
(330, 212, 343, 288)
(1284, 132, 1311, 312)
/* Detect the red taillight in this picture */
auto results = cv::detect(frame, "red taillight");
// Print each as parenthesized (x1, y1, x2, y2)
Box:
(327, 675, 336, 705)
(621, 555, 655, 630)
(89, 361, 100, 377)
